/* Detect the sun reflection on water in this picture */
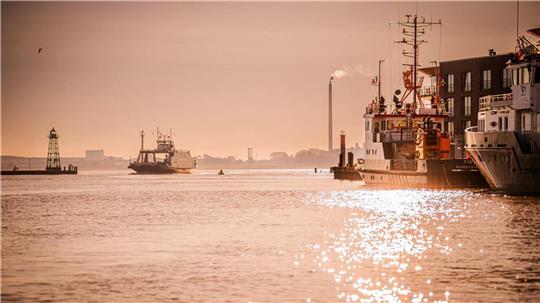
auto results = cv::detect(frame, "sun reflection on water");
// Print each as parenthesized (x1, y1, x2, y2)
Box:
(301, 189, 479, 302)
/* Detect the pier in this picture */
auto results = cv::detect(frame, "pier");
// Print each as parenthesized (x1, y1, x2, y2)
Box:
(1, 128, 77, 176)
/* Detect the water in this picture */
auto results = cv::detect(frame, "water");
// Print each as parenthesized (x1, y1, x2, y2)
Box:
(2, 169, 539, 302)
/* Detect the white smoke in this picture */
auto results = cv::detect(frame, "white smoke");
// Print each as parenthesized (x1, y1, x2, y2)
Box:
(331, 65, 374, 79)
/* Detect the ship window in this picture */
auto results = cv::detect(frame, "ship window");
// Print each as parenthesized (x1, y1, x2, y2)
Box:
(382, 120, 387, 131)
(366, 121, 370, 131)
(535, 67, 540, 83)
(482, 70, 492, 90)
(503, 117, 508, 131)
(447, 74, 454, 93)
(513, 68, 518, 86)
(523, 67, 530, 84)
(479, 119, 485, 132)
(498, 117, 503, 131)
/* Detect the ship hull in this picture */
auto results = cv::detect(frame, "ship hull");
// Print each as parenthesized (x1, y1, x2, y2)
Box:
(331, 166, 363, 181)
(360, 159, 488, 188)
(465, 131, 540, 194)
(128, 163, 193, 174)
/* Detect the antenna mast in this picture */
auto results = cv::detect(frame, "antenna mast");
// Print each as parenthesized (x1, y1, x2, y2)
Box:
(395, 14, 441, 109)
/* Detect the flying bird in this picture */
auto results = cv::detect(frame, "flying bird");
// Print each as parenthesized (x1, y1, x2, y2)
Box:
(38, 48, 43, 54)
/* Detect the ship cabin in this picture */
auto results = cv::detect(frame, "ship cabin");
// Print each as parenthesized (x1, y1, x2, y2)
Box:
(364, 104, 448, 161)
(474, 54, 540, 153)
(136, 136, 175, 164)
(477, 57, 540, 133)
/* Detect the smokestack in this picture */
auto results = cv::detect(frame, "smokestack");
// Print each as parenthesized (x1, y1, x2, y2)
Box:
(339, 131, 346, 167)
(347, 152, 354, 167)
(328, 77, 333, 152)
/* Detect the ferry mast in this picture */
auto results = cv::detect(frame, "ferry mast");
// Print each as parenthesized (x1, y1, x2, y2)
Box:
(395, 14, 441, 109)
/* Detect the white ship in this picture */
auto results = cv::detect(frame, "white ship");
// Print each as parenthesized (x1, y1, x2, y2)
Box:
(465, 29, 540, 194)
(128, 129, 196, 174)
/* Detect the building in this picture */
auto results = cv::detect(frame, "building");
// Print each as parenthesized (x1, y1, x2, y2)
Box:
(439, 53, 513, 157)
(85, 149, 105, 161)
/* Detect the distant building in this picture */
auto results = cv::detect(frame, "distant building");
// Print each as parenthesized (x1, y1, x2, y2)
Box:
(439, 53, 513, 157)
(85, 149, 105, 161)
(247, 147, 254, 162)
(270, 152, 289, 159)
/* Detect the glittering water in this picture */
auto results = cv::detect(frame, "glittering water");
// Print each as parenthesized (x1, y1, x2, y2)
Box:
(2, 169, 540, 302)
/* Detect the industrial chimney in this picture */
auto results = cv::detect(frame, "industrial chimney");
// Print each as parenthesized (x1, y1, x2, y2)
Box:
(328, 76, 333, 152)
(339, 131, 346, 167)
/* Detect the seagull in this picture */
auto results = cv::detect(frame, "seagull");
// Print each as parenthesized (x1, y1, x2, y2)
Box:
(38, 48, 43, 54)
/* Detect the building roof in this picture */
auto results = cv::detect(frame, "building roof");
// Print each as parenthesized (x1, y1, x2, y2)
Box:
(418, 66, 439, 76)
(440, 53, 513, 64)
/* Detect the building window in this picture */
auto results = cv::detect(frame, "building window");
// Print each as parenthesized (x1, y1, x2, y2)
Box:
(463, 72, 471, 92)
(447, 74, 454, 93)
(446, 98, 454, 115)
(503, 69, 512, 88)
(463, 96, 471, 116)
(448, 121, 454, 136)
(482, 70, 491, 90)
(463, 120, 472, 130)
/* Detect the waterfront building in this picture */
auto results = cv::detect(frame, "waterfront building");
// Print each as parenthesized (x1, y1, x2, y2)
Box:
(439, 53, 513, 157)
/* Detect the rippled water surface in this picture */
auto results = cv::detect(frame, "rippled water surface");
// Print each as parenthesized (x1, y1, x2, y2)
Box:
(2, 169, 540, 302)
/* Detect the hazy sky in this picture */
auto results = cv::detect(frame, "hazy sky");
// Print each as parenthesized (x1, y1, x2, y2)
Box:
(2, 1, 539, 159)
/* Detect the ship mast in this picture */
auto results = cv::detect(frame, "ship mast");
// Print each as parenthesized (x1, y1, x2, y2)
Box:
(395, 14, 441, 109)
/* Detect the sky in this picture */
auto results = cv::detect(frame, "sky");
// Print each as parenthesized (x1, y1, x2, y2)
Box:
(2, 1, 539, 159)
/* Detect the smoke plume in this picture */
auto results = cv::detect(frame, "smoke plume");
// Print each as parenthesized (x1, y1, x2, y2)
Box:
(331, 65, 374, 79)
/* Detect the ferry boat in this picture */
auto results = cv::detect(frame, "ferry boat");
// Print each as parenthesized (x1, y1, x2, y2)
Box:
(128, 129, 196, 174)
(465, 30, 540, 194)
(357, 14, 487, 188)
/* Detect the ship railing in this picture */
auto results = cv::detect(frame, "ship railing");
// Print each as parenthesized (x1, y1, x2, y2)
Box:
(479, 93, 513, 111)
(378, 130, 415, 143)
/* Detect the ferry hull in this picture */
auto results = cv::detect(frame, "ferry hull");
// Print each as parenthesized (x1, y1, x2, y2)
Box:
(128, 163, 193, 174)
(360, 159, 488, 188)
(465, 131, 540, 194)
